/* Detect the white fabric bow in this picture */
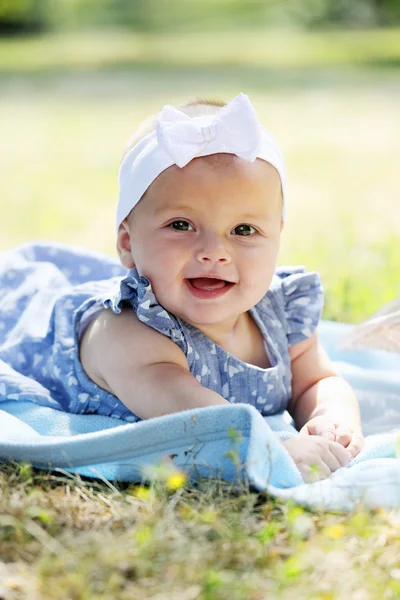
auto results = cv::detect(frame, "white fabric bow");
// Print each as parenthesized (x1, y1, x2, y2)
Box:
(116, 92, 286, 231)
(156, 93, 261, 168)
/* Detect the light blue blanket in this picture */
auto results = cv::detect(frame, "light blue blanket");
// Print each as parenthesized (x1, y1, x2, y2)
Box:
(1, 243, 400, 511)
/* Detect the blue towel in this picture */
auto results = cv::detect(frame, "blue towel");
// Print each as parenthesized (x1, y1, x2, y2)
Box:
(1, 243, 400, 511)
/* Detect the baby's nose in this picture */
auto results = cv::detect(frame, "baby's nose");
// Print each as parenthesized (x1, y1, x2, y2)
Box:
(195, 234, 231, 263)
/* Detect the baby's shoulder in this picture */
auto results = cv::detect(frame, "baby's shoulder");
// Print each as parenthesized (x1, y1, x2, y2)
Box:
(79, 307, 189, 390)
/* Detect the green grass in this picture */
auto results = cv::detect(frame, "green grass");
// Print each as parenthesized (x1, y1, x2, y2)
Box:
(1, 28, 400, 73)
(1, 28, 400, 598)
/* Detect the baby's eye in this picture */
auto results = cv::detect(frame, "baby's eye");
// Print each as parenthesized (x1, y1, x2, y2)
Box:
(169, 220, 194, 231)
(233, 224, 257, 236)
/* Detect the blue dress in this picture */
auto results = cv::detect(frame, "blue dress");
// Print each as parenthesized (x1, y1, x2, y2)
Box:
(0, 243, 323, 423)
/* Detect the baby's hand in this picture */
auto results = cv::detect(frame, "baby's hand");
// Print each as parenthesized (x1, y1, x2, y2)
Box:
(299, 416, 365, 461)
(282, 435, 351, 483)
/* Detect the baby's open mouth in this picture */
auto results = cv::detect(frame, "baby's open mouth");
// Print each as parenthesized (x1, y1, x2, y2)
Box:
(189, 277, 229, 291)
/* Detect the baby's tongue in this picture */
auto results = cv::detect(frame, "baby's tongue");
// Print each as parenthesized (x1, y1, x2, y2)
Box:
(190, 277, 226, 290)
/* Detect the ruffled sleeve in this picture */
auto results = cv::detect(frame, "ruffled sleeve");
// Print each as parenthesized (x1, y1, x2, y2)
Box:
(102, 268, 187, 354)
(276, 266, 324, 347)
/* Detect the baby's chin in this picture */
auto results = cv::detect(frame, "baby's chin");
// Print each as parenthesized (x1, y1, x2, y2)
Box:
(169, 302, 251, 331)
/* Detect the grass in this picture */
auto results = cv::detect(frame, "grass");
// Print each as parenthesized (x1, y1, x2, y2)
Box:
(1, 27, 400, 598)
(2, 462, 400, 599)
(1, 27, 400, 74)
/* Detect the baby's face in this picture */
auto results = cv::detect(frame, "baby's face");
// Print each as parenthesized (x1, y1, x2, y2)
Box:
(118, 155, 283, 333)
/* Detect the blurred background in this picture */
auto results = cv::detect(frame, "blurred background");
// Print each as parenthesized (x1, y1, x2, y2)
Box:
(0, 0, 399, 322)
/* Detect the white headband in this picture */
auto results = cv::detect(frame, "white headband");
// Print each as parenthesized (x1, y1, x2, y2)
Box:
(116, 93, 286, 231)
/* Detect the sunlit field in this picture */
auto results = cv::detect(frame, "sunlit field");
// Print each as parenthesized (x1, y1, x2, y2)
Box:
(1, 28, 400, 599)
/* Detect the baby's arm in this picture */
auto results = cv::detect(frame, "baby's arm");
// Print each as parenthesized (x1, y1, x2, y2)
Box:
(80, 308, 228, 419)
(287, 331, 364, 459)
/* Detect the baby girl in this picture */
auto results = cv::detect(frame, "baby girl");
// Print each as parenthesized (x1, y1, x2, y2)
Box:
(77, 93, 365, 482)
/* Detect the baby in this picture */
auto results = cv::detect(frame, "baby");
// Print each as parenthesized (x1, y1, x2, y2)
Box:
(79, 93, 365, 482)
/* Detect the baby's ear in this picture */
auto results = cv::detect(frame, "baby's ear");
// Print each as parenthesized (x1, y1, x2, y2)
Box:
(116, 220, 135, 269)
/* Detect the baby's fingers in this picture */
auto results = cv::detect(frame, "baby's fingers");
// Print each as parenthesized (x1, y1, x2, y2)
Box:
(328, 441, 352, 468)
(346, 433, 365, 460)
(300, 417, 336, 441)
(305, 442, 349, 481)
(334, 426, 353, 448)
